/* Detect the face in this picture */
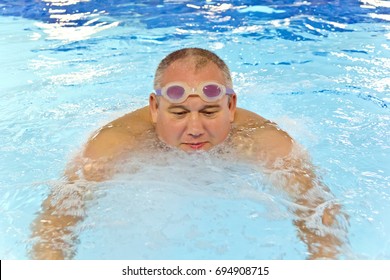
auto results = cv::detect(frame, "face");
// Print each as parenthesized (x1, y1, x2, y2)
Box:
(149, 59, 237, 152)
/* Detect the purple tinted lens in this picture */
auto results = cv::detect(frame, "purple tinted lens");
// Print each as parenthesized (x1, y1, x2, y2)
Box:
(166, 85, 185, 100)
(203, 84, 221, 98)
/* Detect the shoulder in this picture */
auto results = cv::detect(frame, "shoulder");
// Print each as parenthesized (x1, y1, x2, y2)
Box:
(110, 106, 153, 132)
(234, 107, 268, 126)
(67, 106, 154, 181)
(83, 106, 153, 160)
(232, 107, 294, 163)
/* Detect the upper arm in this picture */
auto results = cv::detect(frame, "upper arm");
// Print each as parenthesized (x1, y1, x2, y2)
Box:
(250, 121, 295, 165)
(259, 125, 325, 199)
(68, 107, 152, 181)
(63, 124, 136, 182)
(77, 126, 136, 181)
(248, 120, 318, 196)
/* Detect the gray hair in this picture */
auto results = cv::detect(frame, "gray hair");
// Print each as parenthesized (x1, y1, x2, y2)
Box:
(153, 48, 233, 89)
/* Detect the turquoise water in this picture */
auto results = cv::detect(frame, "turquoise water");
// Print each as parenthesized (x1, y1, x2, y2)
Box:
(0, 0, 389, 259)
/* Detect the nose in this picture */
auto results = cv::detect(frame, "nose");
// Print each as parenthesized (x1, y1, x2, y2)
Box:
(187, 112, 204, 138)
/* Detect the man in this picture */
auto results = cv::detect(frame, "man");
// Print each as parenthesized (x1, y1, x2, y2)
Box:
(31, 48, 348, 259)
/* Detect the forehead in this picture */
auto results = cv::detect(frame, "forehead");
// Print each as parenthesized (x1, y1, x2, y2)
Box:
(160, 59, 226, 86)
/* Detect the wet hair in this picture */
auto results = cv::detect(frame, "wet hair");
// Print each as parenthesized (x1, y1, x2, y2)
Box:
(153, 48, 233, 89)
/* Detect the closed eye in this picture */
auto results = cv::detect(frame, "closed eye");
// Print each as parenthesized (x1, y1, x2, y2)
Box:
(200, 105, 221, 117)
(202, 110, 218, 117)
(174, 111, 187, 115)
(170, 110, 188, 118)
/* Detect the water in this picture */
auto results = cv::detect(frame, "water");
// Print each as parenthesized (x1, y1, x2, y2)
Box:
(0, 0, 389, 259)
(74, 151, 300, 259)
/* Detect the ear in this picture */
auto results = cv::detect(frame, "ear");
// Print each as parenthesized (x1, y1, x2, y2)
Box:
(228, 93, 237, 122)
(149, 93, 159, 123)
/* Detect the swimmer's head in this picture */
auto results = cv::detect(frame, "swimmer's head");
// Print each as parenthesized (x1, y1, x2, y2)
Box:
(149, 48, 237, 152)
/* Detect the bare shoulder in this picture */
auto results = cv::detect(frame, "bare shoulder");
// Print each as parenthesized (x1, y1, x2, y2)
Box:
(234, 107, 268, 126)
(83, 106, 153, 160)
(233, 108, 294, 162)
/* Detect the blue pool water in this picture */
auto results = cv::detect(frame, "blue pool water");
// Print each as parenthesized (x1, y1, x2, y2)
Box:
(0, 0, 389, 259)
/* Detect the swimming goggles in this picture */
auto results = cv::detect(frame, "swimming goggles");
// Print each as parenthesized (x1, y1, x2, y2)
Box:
(155, 81, 234, 103)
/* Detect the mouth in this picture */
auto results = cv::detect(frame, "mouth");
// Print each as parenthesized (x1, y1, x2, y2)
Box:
(184, 142, 207, 150)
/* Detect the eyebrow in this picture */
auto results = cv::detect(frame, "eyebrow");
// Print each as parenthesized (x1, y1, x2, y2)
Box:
(167, 105, 189, 111)
(200, 105, 222, 110)
(167, 104, 221, 110)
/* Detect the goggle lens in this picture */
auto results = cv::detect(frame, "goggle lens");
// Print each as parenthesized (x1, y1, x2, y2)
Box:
(166, 85, 185, 100)
(202, 84, 222, 98)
